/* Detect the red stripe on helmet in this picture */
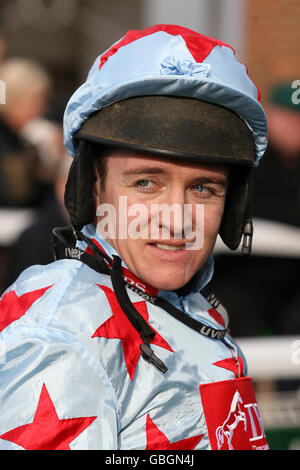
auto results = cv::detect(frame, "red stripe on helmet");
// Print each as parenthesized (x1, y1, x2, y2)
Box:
(99, 24, 235, 70)
(256, 86, 261, 101)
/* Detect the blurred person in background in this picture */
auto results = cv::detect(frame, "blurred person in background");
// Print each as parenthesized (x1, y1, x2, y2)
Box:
(0, 35, 6, 64)
(1, 151, 71, 293)
(211, 82, 300, 343)
(253, 83, 300, 228)
(21, 118, 67, 189)
(0, 58, 70, 294)
(0, 57, 52, 207)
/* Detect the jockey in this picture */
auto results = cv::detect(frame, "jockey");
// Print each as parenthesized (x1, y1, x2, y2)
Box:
(0, 25, 269, 450)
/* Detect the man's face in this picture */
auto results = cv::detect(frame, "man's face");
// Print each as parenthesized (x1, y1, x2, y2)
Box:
(94, 151, 228, 291)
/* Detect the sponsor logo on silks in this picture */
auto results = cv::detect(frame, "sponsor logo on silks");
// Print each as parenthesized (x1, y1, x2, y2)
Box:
(215, 390, 247, 450)
(122, 266, 159, 298)
(200, 377, 269, 450)
(65, 247, 84, 260)
(199, 325, 226, 339)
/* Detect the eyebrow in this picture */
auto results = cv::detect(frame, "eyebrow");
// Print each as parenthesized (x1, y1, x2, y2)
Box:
(122, 167, 166, 176)
(189, 176, 228, 187)
(121, 166, 228, 187)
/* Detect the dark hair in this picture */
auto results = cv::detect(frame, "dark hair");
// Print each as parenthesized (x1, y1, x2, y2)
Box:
(95, 154, 108, 191)
(88, 142, 118, 192)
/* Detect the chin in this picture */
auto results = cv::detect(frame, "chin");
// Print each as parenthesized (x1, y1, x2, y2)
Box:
(145, 273, 193, 292)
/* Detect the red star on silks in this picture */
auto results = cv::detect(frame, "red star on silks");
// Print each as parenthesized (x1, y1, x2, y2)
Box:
(0, 384, 97, 450)
(0, 285, 52, 332)
(145, 414, 203, 450)
(213, 356, 245, 378)
(92, 285, 173, 381)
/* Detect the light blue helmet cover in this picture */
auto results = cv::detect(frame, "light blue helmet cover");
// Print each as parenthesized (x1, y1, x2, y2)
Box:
(63, 24, 268, 165)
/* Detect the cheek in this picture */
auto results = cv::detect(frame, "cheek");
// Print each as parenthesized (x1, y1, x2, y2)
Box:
(125, 198, 152, 236)
(203, 204, 224, 238)
(98, 184, 118, 207)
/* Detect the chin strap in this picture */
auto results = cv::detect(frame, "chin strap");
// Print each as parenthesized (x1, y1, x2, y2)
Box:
(110, 255, 168, 373)
(52, 225, 168, 374)
(52, 225, 230, 375)
(242, 218, 253, 256)
(242, 167, 254, 256)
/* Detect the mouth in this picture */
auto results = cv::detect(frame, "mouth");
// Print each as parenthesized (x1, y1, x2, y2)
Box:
(149, 242, 187, 251)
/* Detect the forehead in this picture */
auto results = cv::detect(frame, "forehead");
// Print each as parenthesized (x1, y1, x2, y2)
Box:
(104, 149, 229, 179)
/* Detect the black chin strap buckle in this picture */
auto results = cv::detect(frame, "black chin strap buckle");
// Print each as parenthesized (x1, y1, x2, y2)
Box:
(140, 342, 168, 374)
(242, 218, 253, 256)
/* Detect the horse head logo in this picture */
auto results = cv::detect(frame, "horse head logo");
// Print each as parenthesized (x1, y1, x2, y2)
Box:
(215, 390, 247, 450)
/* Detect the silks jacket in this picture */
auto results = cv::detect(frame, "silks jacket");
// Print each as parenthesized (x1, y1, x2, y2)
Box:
(0, 224, 269, 450)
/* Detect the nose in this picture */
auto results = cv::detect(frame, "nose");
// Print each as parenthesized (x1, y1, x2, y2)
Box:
(151, 185, 187, 240)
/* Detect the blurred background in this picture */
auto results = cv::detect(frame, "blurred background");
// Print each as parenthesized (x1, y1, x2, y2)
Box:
(0, 0, 299, 450)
